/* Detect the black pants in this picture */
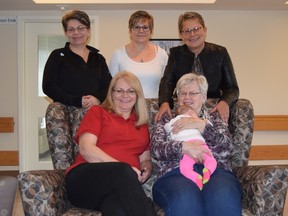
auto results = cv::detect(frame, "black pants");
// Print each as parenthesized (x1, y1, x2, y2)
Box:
(66, 162, 156, 216)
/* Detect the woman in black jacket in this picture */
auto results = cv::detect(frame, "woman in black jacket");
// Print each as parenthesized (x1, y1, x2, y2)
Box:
(155, 11, 239, 124)
(43, 10, 112, 109)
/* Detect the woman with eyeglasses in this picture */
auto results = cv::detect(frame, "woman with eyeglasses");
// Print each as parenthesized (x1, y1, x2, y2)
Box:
(43, 10, 112, 109)
(109, 10, 168, 98)
(151, 73, 242, 216)
(66, 71, 156, 216)
(155, 11, 239, 124)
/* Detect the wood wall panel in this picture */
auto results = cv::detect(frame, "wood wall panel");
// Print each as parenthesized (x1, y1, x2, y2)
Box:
(254, 115, 288, 131)
(250, 115, 288, 161)
(0, 151, 18, 166)
(249, 145, 288, 160)
(0, 117, 14, 133)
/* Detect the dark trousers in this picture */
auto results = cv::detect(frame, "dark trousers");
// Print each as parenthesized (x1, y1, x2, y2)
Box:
(66, 162, 156, 216)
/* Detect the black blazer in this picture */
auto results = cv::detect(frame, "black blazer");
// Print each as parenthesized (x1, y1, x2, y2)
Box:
(159, 42, 239, 108)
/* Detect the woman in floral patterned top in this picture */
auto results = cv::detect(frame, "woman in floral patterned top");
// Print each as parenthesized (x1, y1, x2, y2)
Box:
(151, 73, 241, 216)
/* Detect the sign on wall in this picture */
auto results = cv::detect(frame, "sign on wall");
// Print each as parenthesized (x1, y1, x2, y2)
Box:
(0, 16, 17, 24)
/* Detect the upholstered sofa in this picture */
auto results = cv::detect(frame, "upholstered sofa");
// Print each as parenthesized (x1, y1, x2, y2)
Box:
(17, 98, 288, 216)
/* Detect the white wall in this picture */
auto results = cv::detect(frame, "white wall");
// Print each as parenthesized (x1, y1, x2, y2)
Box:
(0, 21, 18, 151)
(0, 9, 287, 164)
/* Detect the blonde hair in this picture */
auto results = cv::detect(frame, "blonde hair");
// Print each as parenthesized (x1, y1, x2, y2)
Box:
(102, 71, 149, 126)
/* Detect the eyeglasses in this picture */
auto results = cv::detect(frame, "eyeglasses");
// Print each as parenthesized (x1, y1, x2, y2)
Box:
(132, 25, 150, 32)
(113, 88, 136, 97)
(177, 91, 201, 98)
(66, 25, 88, 33)
(181, 26, 202, 36)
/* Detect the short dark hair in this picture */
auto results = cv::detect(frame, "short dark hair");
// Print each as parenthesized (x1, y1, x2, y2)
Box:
(178, 11, 205, 34)
(62, 10, 91, 32)
(128, 10, 154, 33)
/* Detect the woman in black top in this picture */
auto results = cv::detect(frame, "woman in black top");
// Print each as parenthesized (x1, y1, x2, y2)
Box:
(43, 10, 112, 109)
(155, 11, 239, 124)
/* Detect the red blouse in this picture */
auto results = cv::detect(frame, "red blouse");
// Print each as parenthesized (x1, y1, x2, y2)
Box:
(66, 105, 150, 174)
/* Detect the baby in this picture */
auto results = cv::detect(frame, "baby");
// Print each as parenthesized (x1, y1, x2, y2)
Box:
(164, 104, 217, 190)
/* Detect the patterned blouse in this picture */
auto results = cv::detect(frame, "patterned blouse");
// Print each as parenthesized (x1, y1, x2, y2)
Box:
(151, 109, 234, 178)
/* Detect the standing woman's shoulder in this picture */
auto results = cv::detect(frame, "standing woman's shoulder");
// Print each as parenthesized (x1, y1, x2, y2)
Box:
(156, 45, 169, 61)
(86, 45, 100, 55)
(48, 46, 67, 57)
(203, 42, 228, 53)
(169, 43, 189, 56)
(44, 46, 69, 66)
(87, 45, 109, 62)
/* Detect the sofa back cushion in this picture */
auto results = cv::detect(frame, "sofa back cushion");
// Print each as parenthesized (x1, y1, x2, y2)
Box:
(46, 98, 253, 171)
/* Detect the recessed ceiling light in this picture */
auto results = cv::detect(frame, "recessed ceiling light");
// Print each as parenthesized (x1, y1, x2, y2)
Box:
(33, 0, 216, 3)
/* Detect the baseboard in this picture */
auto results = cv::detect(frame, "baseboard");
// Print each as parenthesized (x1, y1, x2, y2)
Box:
(0, 151, 18, 166)
(0, 170, 19, 177)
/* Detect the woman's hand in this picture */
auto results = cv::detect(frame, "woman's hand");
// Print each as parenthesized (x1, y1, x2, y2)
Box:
(82, 95, 100, 109)
(132, 167, 150, 184)
(182, 140, 211, 164)
(171, 116, 206, 134)
(154, 102, 172, 122)
(138, 151, 153, 184)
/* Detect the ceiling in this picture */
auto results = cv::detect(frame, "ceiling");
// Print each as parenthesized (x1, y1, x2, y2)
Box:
(0, 0, 287, 11)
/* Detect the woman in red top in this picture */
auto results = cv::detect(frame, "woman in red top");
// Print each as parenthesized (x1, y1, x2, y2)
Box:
(66, 71, 156, 216)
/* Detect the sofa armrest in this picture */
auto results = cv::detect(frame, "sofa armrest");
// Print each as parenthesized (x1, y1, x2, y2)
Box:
(18, 170, 70, 216)
(234, 165, 288, 215)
